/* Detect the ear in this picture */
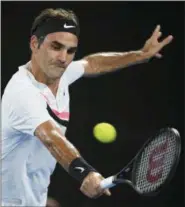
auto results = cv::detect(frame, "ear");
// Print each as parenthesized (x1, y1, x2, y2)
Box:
(30, 35, 39, 52)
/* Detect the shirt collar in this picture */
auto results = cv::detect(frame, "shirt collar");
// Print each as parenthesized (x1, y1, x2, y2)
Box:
(18, 61, 49, 90)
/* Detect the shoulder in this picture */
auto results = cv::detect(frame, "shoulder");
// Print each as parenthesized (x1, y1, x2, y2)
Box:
(2, 69, 42, 105)
(4, 61, 37, 93)
(63, 60, 85, 85)
(65, 60, 85, 73)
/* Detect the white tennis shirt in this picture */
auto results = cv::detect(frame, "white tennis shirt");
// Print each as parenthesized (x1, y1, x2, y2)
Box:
(1, 61, 85, 206)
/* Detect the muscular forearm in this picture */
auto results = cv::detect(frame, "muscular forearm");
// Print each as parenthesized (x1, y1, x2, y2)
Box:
(83, 50, 148, 75)
(35, 121, 80, 171)
(35, 122, 109, 198)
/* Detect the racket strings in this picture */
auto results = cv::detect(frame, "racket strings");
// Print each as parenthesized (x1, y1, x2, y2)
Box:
(135, 131, 177, 193)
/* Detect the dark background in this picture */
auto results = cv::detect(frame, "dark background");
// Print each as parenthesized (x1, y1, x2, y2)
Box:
(2, 1, 184, 207)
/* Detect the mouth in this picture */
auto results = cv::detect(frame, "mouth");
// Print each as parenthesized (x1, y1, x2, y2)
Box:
(52, 64, 66, 71)
(55, 64, 65, 68)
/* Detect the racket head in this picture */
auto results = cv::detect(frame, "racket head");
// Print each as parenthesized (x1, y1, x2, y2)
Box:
(131, 127, 181, 196)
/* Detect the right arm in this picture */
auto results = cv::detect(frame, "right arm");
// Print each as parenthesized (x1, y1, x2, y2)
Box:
(35, 120, 111, 198)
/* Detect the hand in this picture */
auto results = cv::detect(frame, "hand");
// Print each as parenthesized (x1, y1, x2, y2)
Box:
(80, 171, 111, 199)
(142, 25, 173, 59)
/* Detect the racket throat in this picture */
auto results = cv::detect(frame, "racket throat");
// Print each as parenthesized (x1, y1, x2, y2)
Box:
(116, 162, 133, 183)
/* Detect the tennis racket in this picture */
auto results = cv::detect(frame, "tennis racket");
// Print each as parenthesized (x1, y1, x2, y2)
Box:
(100, 127, 181, 196)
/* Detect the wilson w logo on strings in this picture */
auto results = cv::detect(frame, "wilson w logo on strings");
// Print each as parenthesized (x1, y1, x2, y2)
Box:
(146, 140, 169, 183)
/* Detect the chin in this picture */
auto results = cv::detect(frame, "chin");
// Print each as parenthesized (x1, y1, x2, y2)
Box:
(48, 69, 65, 79)
(49, 75, 61, 80)
(51, 72, 64, 80)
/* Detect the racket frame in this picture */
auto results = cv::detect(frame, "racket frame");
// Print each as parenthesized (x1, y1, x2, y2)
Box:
(103, 128, 181, 196)
(131, 128, 181, 196)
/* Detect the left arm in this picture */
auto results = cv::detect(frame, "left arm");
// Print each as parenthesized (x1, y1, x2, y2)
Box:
(82, 51, 147, 75)
(81, 25, 173, 76)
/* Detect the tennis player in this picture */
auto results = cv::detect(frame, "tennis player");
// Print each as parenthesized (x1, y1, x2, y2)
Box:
(2, 8, 173, 206)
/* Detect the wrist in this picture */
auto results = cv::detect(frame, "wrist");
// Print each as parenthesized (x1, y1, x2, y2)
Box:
(133, 50, 150, 63)
(68, 157, 97, 183)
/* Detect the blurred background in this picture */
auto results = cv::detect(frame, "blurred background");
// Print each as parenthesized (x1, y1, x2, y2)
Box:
(2, 1, 184, 207)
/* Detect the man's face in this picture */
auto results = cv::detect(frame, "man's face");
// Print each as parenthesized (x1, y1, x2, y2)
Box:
(31, 32, 78, 80)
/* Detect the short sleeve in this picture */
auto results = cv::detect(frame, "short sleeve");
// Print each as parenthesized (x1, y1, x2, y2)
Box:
(64, 60, 85, 85)
(9, 88, 53, 136)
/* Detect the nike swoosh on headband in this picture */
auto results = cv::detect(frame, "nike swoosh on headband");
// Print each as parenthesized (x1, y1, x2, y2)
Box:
(64, 23, 75, 29)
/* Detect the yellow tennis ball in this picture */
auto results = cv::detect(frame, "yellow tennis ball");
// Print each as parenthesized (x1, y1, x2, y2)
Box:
(93, 122, 117, 143)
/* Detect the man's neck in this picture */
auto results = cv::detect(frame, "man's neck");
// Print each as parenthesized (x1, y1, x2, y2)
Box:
(48, 80, 60, 97)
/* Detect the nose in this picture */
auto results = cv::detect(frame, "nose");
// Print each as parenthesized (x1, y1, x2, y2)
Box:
(58, 49, 67, 63)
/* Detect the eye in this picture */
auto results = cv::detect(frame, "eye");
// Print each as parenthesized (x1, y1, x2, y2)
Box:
(51, 44, 61, 51)
(67, 48, 76, 54)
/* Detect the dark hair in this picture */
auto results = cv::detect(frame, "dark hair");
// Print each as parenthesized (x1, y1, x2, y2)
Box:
(31, 8, 79, 47)
(31, 8, 79, 35)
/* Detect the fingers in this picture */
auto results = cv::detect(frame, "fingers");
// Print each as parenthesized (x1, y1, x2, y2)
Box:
(80, 187, 109, 199)
(161, 35, 173, 47)
(104, 189, 111, 196)
(155, 53, 163, 58)
(152, 25, 160, 36)
(80, 179, 112, 198)
(157, 32, 162, 39)
(150, 25, 173, 56)
(152, 24, 173, 45)
(80, 185, 96, 198)
(154, 25, 161, 33)
(152, 25, 161, 39)
(80, 172, 112, 199)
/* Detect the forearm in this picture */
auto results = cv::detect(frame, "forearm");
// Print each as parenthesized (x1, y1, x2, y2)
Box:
(35, 121, 80, 172)
(83, 50, 148, 75)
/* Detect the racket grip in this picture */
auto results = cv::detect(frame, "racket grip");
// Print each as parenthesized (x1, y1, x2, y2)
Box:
(100, 176, 116, 189)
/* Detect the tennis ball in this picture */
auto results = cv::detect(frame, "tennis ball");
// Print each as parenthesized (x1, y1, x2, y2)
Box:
(93, 122, 117, 143)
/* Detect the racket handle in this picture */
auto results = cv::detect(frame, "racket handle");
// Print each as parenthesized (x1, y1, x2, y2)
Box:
(100, 176, 116, 189)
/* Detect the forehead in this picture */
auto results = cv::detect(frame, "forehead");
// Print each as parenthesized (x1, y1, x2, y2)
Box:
(45, 32, 78, 47)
